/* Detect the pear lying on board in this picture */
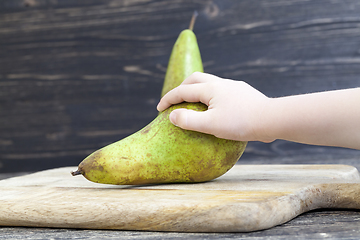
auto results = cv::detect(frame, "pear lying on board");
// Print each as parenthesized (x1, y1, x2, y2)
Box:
(72, 102, 246, 185)
(72, 13, 247, 185)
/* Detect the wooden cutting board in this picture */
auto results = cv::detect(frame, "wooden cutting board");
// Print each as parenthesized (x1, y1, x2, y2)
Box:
(0, 165, 359, 232)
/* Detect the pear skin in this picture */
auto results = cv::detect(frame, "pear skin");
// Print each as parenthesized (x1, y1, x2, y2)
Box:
(73, 102, 246, 185)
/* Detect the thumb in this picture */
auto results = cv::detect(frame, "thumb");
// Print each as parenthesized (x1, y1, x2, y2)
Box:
(169, 108, 212, 134)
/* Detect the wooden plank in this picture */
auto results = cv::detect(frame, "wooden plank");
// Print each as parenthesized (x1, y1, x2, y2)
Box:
(0, 165, 359, 232)
(1, 210, 360, 239)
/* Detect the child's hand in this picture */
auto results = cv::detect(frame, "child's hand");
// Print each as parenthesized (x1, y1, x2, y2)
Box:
(157, 72, 274, 142)
(158, 72, 360, 150)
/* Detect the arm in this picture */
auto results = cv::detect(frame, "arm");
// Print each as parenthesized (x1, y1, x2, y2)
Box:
(157, 72, 360, 150)
(265, 88, 360, 149)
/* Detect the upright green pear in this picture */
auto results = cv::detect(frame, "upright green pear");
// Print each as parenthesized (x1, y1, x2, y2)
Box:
(160, 31, 203, 97)
(161, 12, 203, 97)
(72, 14, 247, 185)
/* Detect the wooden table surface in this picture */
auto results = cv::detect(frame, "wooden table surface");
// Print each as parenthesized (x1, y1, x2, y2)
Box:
(1, 0, 360, 238)
(1, 157, 360, 239)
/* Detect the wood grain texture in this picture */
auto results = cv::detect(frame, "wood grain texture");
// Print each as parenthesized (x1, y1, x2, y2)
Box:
(1, 0, 360, 173)
(1, 210, 360, 240)
(0, 165, 359, 232)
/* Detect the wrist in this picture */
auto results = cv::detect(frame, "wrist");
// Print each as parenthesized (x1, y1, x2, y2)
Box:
(252, 97, 278, 143)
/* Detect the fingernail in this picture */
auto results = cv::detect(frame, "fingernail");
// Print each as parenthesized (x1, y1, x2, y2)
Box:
(169, 111, 178, 126)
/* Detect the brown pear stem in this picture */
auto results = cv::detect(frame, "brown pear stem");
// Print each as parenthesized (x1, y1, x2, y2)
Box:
(189, 11, 198, 31)
(71, 169, 83, 176)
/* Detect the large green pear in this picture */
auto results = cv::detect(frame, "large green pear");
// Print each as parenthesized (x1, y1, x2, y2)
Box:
(72, 16, 247, 185)
(74, 102, 246, 185)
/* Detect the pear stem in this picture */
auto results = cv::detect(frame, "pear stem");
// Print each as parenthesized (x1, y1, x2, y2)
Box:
(71, 169, 83, 176)
(189, 11, 198, 31)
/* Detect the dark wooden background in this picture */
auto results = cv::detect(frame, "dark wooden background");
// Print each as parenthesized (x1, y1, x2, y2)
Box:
(1, 0, 360, 173)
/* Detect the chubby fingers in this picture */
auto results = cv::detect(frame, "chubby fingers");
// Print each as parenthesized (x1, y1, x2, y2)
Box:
(157, 83, 208, 111)
(169, 108, 215, 135)
(157, 72, 218, 112)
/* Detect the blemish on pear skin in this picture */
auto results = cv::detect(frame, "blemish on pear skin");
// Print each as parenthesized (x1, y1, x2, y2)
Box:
(221, 142, 246, 168)
(141, 126, 151, 134)
(79, 150, 104, 173)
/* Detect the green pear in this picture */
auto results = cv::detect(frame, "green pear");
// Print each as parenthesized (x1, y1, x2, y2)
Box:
(72, 102, 246, 185)
(71, 13, 247, 185)
(161, 12, 203, 97)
